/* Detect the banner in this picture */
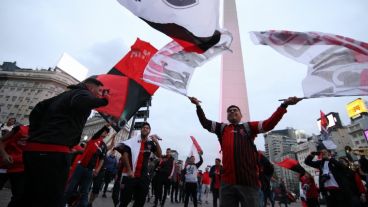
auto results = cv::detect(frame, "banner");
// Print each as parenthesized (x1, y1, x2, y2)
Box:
(143, 31, 232, 95)
(96, 38, 159, 130)
(117, 0, 223, 53)
(251, 30, 368, 97)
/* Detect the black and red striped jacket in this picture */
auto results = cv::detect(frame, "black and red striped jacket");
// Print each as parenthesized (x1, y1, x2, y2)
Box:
(196, 105, 287, 188)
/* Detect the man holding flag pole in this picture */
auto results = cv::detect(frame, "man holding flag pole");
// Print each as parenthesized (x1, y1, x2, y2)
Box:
(189, 96, 301, 206)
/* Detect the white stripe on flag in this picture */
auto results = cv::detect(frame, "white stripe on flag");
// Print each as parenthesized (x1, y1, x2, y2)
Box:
(143, 31, 232, 95)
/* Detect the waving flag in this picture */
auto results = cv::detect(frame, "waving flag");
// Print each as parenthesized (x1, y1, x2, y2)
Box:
(95, 39, 159, 130)
(320, 110, 337, 149)
(251, 30, 368, 98)
(143, 31, 232, 95)
(188, 136, 202, 162)
(275, 158, 305, 174)
(117, 0, 223, 53)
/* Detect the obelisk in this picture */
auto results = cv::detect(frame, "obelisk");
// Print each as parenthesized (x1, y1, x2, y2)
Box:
(220, 0, 250, 122)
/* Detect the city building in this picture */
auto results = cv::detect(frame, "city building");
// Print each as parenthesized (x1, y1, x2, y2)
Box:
(82, 113, 131, 143)
(276, 153, 300, 194)
(346, 98, 368, 149)
(264, 128, 300, 162)
(291, 139, 318, 178)
(316, 111, 355, 155)
(0, 61, 78, 124)
(264, 128, 302, 194)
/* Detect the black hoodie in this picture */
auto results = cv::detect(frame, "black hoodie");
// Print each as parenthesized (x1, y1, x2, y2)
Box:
(28, 83, 108, 147)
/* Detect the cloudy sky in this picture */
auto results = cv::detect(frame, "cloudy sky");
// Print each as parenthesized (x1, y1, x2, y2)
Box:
(1, 0, 367, 166)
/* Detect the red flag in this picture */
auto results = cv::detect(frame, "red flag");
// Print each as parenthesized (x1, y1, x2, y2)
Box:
(275, 158, 305, 174)
(320, 110, 329, 131)
(190, 136, 203, 154)
(95, 74, 129, 118)
(95, 39, 159, 130)
(112, 38, 159, 95)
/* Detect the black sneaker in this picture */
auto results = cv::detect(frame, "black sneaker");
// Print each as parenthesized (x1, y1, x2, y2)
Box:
(102, 194, 107, 198)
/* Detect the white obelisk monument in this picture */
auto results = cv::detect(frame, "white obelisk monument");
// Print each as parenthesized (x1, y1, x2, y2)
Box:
(220, 0, 250, 122)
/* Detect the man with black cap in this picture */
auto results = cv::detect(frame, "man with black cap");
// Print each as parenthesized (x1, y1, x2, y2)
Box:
(23, 77, 109, 207)
(189, 96, 301, 207)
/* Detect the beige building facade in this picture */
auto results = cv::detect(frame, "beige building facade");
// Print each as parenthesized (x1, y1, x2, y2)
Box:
(0, 61, 78, 125)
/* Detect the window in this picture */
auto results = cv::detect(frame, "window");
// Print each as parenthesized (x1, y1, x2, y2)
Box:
(14, 105, 19, 108)
(12, 96, 17, 101)
(18, 97, 23, 102)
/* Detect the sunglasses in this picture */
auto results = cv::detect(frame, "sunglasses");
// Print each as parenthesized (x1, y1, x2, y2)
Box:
(227, 108, 239, 113)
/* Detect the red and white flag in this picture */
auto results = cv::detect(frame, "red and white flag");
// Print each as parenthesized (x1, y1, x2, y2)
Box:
(117, 0, 225, 53)
(320, 110, 337, 149)
(143, 31, 232, 95)
(251, 30, 368, 98)
(188, 136, 202, 162)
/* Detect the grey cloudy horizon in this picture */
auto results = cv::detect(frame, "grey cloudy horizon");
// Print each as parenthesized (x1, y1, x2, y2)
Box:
(1, 0, 367, 166)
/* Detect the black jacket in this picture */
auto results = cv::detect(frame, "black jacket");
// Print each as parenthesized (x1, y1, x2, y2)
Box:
(209, 165, 223, 191)
(304, 154, 351, 194)
(28, 83, 108, 147)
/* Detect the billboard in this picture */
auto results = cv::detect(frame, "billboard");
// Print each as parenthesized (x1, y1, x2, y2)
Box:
(317, 112, 342, 131)
(364, 129, 368, 141)
(346, 98, 368, 119)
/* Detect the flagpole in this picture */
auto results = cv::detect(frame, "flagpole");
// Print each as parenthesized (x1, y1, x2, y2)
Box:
(278, 97, 308, 101)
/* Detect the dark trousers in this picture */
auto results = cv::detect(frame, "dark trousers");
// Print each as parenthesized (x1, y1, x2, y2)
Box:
(220, 183, 259, 207)
(212, 188, 219, 207)
(306, 198, 320, 207)
(154, 176, 170, 206)
(0, 173, 9, 190)
(7, 172, 26, 207)
(184, 182, 198, 207)
(263, 190, 274, 207)
(103, 170, 115, 195)
(325, 189, 351, 207)
(119, 176, 150, 207)
(23, 151, 71, 207)
(170, 181, 179, 202)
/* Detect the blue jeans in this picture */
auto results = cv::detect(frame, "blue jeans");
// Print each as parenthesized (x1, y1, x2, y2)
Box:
(197, 183, 203, 202)
(63, 164, 93, 207)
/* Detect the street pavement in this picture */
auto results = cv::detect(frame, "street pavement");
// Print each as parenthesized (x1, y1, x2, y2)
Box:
(0, 187, 306, 207)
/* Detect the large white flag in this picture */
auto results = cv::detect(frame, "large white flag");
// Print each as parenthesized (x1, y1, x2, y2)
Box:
(251, 30, 368, 98)
(143, 31, 232, 95)
(117, 0, 223, 53)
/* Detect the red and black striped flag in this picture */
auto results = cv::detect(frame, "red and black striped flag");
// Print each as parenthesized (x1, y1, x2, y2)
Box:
(95, 38, 159, 130)
(275, 158, 305, 174)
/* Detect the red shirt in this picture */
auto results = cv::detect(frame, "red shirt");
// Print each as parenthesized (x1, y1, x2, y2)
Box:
(80, 137, 106, 169)
(202, 172, 211, 185)
(197, 105, 287, 187)
(1, 125, 28, 173)
(214, 166, 221, 189)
